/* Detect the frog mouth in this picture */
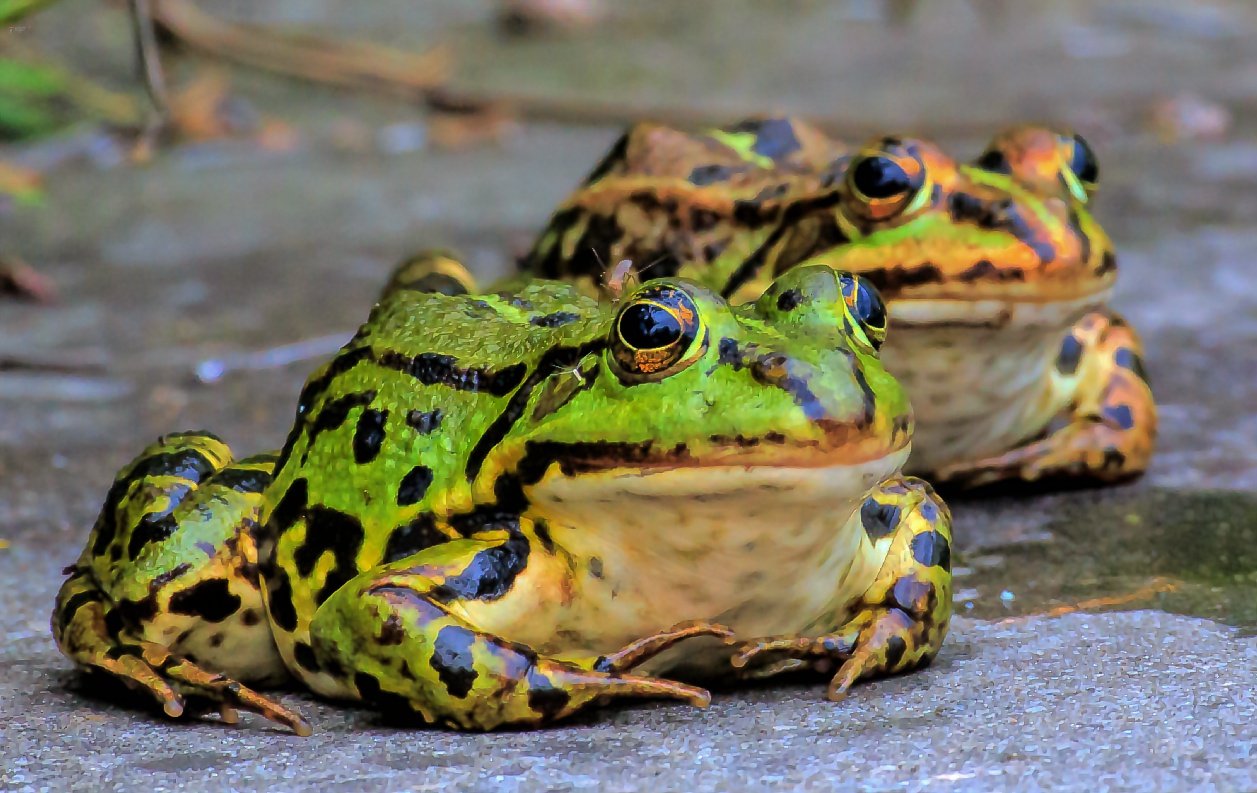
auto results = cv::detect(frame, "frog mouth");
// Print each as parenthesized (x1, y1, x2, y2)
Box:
(516, 426, 910, 484)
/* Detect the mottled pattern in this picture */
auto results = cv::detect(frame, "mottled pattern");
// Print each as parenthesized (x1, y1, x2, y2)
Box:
(51, 257, 940, 734)
(513, 117, 1157, 488)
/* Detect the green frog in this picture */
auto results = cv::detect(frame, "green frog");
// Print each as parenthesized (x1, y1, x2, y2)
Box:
(53, 256, 952, 734)
(515, 118, 1157, 488)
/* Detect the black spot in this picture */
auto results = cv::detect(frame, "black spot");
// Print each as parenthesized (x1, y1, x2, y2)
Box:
(1114, 348, 1149, 384)
(858, 263, 946, 295)
(883, 635, 907, 670)
(526, 667, 571, 720)
(890, 576, 933, 618)
(396, 465, 434, 507)
(974, 148, 1011, 174)
(56, 589, 98, 635)
(212, 467, 274, 494)
(405, 408, 443, 434)
(1056, 334, 1084, 376)
(126, 512, 180, 560)
(910, 531, 951, 571)
(307, 391, 376, 448)
(266, 570, 298, 632)
(430, 625, 478, 698)
(717, 337, 743, 368)
(377, 351, 528, 397)
(1102, 449, 1126, 469)
(382, 514, 447, 564)
(352, 671, 413, 714)
(726, 117, 802, 161)
(1068, 208, 1091, 264)
(293, 506, 366, 605)
(861, 498, 901, 541)
(293, 641, 320, 671)
(688, 164, 741, 186)
(732, 199, 768, 229)
(776, 288, 803, 312)
(534, 520, 555, 554)
(1096, 250, 1117, 275)
(169, 579, 241, 623)
(353, 408, 388, 465)
(269, 478, 308, 537)
(1103, 404, 1135, 431)
(378, 614, 405, 646)
(957, 259, 1025, 283)
(530, 311, 581, 328)
(430, 533, 530, 603)
(241, 609, 261, 627)
(589, 557, 604, 579)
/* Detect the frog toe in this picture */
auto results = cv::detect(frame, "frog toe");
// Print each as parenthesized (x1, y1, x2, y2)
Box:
(592, 620, 735, 675)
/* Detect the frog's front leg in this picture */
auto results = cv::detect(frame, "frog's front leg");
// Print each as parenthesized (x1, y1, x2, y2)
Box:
(52, 433, 311, 735)
(731, 476, 952, 700)
(936, 308, 1157, 488)
(304, 525, 732, 731)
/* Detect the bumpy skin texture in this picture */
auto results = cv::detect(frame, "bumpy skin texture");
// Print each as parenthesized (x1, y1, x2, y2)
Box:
(53, 256, 952, 733)
(514, 118, 1157, 488)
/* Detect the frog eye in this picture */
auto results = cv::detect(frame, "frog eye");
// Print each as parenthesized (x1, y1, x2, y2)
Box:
(838, 274, 888, 350)
(1063, 132, 1099, 187)
(845, 145, 926, 221)
(610, 285, 705, 381)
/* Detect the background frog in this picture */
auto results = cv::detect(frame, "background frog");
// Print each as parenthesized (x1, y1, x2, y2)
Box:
(52, 259, 952, 733)
(515, 118, 1157, 489)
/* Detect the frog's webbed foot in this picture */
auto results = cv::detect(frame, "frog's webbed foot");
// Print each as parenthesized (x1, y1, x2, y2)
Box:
(935, 309, 1156, 489)
(55, 567, 312, 736)
(307, 534, 728, 730)
(52, 433, 306, 734)
(730, 476, 953, 701)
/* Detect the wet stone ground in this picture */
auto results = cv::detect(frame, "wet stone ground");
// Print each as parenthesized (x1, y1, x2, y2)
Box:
(2, 1, 1256, 790)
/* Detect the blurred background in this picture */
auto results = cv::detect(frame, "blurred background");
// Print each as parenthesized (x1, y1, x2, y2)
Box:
(1, 0, 1255, 626)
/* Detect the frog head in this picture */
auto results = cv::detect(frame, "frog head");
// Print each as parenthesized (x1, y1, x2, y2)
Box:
(812, 128, 1114, 324)
(478, 266, 912, 509)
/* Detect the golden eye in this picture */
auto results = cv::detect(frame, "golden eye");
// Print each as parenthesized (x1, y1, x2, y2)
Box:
(845, 142, 926, 221)
(838, 274, 888, 350)
(610, 286, 704, 381)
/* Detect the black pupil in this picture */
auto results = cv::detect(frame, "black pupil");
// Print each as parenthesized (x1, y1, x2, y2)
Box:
(1070, 133, 1098, 183)
(851, 156, 914, 200)
(855, 282, 886, 329)
(619, 303, 682, 350)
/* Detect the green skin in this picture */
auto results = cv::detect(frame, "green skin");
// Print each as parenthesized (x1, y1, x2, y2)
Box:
(52, 260, 953, 734)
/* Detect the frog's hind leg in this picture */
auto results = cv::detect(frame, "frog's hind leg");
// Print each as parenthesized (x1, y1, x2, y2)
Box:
(304, 524, 732, 731)
(731, 476, 953, 700)
(52, 433, 311, 735)
(937, 308, 1157, 488)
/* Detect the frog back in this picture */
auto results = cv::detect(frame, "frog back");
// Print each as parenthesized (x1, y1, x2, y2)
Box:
(255, 284, 605, 662)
